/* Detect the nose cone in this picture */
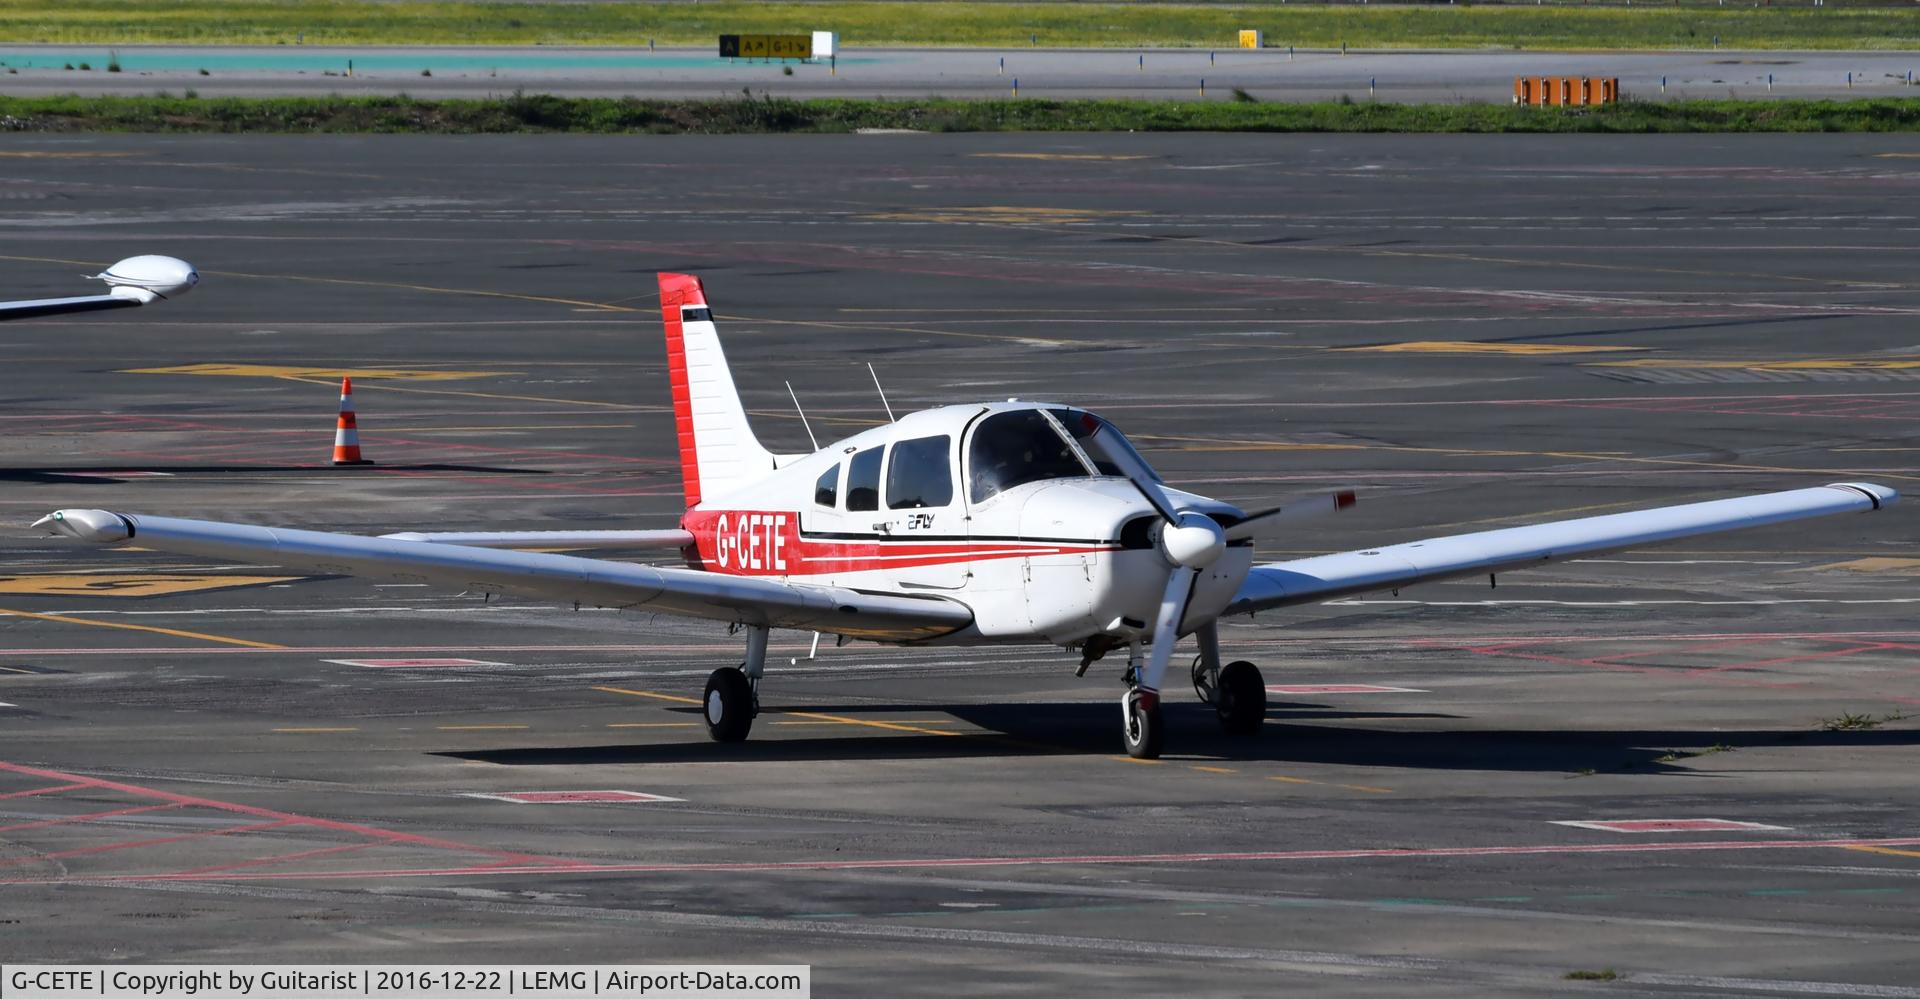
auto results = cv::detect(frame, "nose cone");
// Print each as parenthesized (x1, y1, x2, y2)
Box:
(1162, 512, 1226, 569)
(96, 255, 198, 300)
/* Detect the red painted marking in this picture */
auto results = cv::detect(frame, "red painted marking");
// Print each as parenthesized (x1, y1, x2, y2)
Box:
(0, 802, 180, 834)
(0, 819, 295, 868)
(10, 834, 1920, 885)
(323, 658, 509, 669)
(1445, 632, 1920, 705)
(1524, 395, 1920, 425)
(471, 791, 682, 804)
(0, 782, 91, 800)
(1267, 684, 1425, 694)
(1554, 819, 1791, 833)
(0, 760, 558, 865)
(169, 841, 380, 877)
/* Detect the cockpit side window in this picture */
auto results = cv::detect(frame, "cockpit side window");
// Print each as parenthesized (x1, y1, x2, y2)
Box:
(1049, 407, 1158, 480)
(886, 435, 953, 510)
(967, 410, 1091, 504)
(814, 464, 840, 508)
(846, 447, 882, 512)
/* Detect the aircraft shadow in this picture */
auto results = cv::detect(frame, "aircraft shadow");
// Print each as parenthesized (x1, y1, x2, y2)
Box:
(2, 464, 549, 483)
(429, 700, 1919, 773)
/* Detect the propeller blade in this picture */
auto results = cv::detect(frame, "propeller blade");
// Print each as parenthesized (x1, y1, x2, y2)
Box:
(1224, 489, 1357, 543)
(1126, 476, 1184, 526)
(1139, 567, 1198, 701)
(1081, 418, 1184, 525)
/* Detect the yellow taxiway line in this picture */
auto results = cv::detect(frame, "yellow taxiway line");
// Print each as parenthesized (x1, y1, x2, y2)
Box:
(0, 606, 286, 649)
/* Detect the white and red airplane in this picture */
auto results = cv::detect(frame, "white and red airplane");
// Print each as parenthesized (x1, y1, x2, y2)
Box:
(0, 255, 197, 321)
(37, 273, 1898, 758)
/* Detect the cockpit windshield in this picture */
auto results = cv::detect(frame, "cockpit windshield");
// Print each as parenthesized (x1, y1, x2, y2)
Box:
(1048, 408, 1159, 482)
(966, 409, 1091, 503)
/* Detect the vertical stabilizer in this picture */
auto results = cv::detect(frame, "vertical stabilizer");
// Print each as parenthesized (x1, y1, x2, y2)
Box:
(658, 273, 776, 508)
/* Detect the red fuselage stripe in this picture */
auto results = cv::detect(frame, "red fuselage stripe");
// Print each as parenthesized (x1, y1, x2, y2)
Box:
(680, 509, 1118, 575)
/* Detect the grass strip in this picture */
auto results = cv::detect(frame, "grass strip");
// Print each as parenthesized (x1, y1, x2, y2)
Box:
(4, 94, 1920, 134)
(1, 1, 1917, 51)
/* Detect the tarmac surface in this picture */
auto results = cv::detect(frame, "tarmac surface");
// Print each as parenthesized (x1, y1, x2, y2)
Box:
(1, 132, 1919, 994)
(1, 44, 1917, 101)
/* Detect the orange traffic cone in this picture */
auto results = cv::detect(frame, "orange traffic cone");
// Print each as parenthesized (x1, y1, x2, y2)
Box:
(331, 376, 374, 465)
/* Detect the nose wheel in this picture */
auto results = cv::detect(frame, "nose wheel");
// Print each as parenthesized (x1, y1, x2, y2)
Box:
(1122, 688, 1164, 759)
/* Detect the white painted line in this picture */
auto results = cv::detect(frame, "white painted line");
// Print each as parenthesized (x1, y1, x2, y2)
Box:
(1553, 819, 1792, 833)
(465, 790, 684, 804)
(0, 702, 15, 708)
(325, 658, 511, 669)
(1330, 598, 1920, 608)
(1267, 684, 1427, 695)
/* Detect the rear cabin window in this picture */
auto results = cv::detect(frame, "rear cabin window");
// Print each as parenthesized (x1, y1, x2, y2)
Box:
(967, 409, 1091, 503)
(846, 447, 882, 511)
(886, 435, 953, 510)
(814, 465, 839, 507)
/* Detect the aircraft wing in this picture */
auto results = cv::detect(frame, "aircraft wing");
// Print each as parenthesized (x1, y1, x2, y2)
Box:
(0, 256, 198, 322)
(0, 294, 147, 322)
(1226, 482, 1896, 615)
(379, 529, 695, 550)
(35, 510, 970, 642)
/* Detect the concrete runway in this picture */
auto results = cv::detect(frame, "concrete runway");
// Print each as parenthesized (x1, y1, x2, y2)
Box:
(1, 44, 1917, 101)
(2, 132, 1920, 994)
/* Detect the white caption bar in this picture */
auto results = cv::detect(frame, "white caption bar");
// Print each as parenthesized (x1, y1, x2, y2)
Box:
(1, 967, 808, 999)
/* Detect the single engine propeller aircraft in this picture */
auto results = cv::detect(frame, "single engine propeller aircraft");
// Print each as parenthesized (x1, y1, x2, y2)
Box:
(37, 273, 1898, 758)
(0, 255, 197, 321)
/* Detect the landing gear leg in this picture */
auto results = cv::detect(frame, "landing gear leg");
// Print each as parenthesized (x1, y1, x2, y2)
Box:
(704, 624, 767, 743)
(1190, 621, 1223, 706)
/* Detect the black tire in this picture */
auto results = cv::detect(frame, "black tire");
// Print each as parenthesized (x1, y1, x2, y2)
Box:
(1215, 660, 1266, 736)
(1123, 691, 1164, 760)
(704, 667, 754, 743)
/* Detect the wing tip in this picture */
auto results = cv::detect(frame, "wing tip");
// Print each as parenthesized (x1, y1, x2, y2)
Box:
(1827, 482, 1899, 510)
(34, 508, 134, 542)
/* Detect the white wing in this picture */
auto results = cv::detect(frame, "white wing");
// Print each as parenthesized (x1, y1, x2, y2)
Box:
(36, 510, 969, 642)
(1227, 482, 1896, 615)
(0, 293, 147, 322)
(0, 256, 197, 322)
(379, 529, 694, 550)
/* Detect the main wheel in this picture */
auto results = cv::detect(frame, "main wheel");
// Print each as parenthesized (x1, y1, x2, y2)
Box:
(704, 666, 755, 743)
(1215, 660, 1266, 736)
(1122, 690, 1164, 760)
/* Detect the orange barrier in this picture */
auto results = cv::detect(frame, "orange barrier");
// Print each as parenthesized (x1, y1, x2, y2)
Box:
(1514, 76, 1619, 107)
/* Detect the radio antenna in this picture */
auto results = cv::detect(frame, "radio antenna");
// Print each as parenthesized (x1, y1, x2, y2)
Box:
(785, 380, 819, 450)
(866, 362, 896, 423)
